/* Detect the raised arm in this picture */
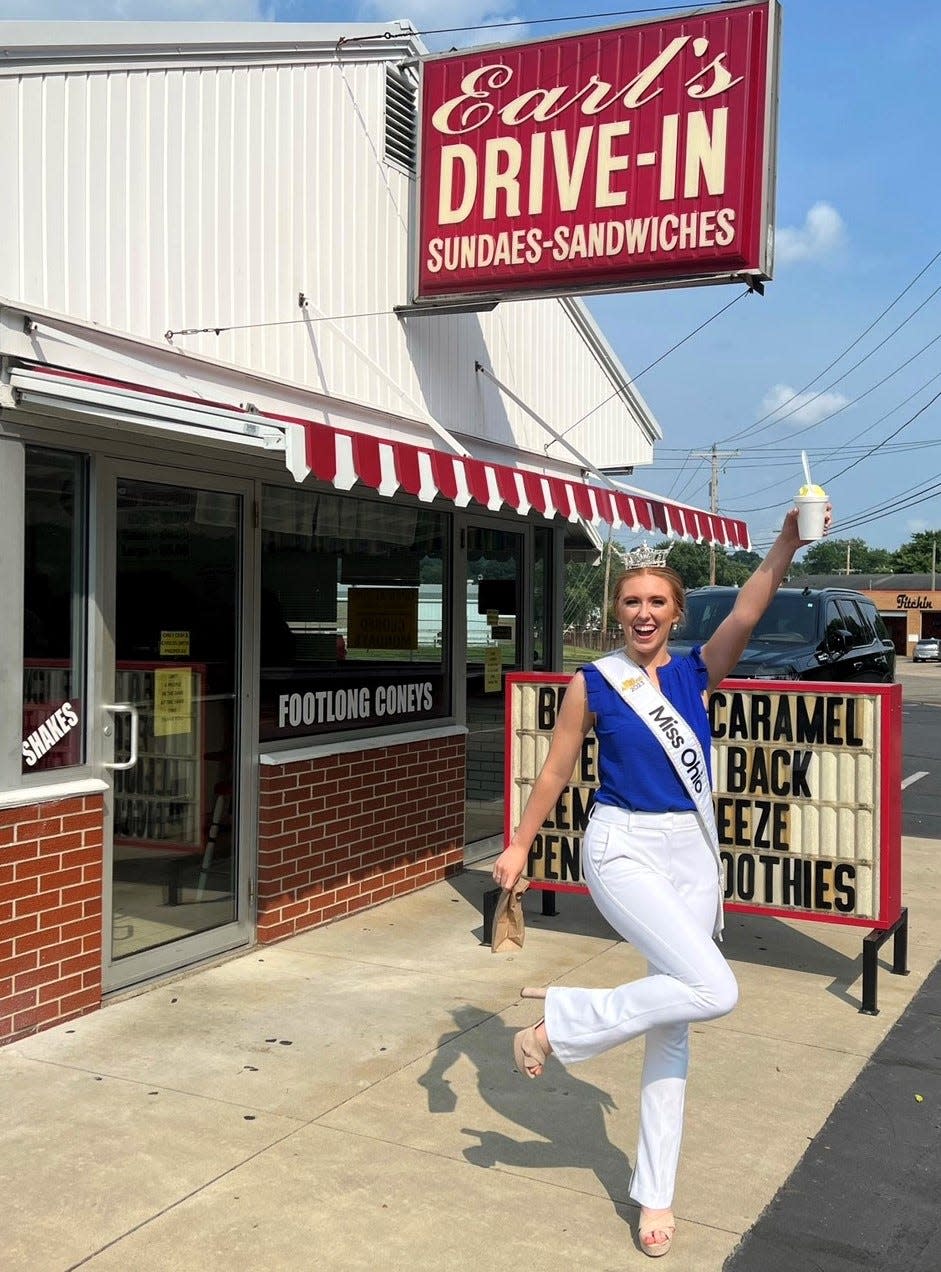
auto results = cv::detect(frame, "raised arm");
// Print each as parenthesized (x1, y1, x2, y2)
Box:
(700, 506, 830, 692)
(492, 671, 594, 889)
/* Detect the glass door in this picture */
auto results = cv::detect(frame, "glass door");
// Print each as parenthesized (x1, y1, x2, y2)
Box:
(464, 526, 525, 847)
(101, 470, 249, 989)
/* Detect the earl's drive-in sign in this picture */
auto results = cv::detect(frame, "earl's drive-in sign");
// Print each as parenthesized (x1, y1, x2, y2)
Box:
(415, 0, 780, 305)
(505, 675, 903, 930)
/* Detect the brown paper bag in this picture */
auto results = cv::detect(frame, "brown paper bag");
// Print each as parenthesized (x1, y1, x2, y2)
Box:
(491, 877, 530, 953)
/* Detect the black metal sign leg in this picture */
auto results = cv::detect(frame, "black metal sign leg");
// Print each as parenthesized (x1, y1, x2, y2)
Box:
(860, 907, 909, 1015)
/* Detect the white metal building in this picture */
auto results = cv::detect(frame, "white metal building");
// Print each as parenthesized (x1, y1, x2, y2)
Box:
(0, 22, 746, 1040)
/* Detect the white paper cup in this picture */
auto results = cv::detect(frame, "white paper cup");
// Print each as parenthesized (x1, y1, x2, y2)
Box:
(795, 493, 827, 540)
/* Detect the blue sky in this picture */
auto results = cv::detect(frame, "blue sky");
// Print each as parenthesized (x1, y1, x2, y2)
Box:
(3, 1, 940, 554)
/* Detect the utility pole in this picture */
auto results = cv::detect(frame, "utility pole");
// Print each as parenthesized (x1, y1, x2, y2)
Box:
(846, 541, 851, 575)
(692, 444, 740, 584)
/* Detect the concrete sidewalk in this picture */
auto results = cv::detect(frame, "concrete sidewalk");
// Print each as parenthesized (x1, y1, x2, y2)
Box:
(2, 839, 939, 1272)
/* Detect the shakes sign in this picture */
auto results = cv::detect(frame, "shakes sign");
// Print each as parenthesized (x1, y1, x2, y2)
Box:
(505, 675, 903, 930)
(415, 0, 780, 304)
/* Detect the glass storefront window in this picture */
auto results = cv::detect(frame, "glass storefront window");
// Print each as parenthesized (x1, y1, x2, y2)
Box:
(260, 487, 448, 740)
(533, 527, 552, 669)
(22, 448, 87, 773)
(464, 526, 524, 844)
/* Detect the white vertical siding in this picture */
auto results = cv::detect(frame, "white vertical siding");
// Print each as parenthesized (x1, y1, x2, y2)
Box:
(0, 40, 656, 470)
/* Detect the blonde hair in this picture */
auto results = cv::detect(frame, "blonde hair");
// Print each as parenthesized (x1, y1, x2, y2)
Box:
(610, 566, 686, 622)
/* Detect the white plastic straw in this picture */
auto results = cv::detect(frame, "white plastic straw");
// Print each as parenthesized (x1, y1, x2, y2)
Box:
(801, 449, 813, 487)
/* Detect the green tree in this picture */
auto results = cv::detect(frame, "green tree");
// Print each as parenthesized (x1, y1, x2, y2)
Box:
(563, 540, 626, 629)
(892, 529, 941, 574)
(866, 547, 896, 572)
(800, 537, 863, 575)
(656, 540, 711, 589)
(641, 541, 759, 589)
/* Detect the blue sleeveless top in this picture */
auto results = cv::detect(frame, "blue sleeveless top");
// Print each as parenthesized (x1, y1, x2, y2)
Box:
(583, 647, 712, 813)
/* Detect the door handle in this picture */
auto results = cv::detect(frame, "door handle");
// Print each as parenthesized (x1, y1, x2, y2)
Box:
(103, 703, 139, 771)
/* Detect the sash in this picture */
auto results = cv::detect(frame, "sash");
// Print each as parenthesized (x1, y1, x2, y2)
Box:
(593, 650, 724, 937)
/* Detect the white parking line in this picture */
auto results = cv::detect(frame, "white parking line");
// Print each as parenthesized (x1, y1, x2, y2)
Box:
(902, 771, 929, 789)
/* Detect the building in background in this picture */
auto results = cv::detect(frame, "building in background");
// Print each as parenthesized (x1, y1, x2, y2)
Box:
(0, 21, 747, 1041)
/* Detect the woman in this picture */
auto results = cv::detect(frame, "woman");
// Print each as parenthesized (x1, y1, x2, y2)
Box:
(491, 506, 829, 1258)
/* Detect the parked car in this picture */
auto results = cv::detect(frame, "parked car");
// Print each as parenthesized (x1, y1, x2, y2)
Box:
(669, 586, 896, 682)
(913, 636, 941, 662)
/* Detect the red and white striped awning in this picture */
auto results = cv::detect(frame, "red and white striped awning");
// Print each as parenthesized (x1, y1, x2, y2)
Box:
(10, 362, 750, 548)
(300, 419, 750, 548)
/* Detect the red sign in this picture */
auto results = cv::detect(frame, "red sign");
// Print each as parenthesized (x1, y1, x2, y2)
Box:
(415, 0, 780, 305)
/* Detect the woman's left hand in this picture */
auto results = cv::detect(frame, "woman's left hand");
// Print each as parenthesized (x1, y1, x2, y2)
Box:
(785, 502, 833, 547)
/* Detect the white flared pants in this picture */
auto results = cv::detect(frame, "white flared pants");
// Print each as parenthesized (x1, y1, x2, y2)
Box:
(544, 806, 738, 1209)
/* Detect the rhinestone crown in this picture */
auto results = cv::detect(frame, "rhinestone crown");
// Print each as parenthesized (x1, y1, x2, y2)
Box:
(622, 541, 673, 570)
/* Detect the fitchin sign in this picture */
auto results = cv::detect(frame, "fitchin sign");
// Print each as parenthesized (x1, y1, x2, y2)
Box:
(414, 0, 780, 305)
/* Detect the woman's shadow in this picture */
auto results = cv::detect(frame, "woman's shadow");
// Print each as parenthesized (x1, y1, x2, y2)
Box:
(418, 1004, 635, 1225)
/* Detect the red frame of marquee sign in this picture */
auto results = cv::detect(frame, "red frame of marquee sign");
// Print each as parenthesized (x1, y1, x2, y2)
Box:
(414, 0, 781, 305)
(504, 674, 903, 932)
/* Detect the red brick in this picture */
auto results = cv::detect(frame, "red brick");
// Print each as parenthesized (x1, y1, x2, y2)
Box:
(41, 866, 84, 892)
(61, 812, 103, 833)
(39, 830, 84, 854)
(0, 875, 40, 901)
(48, 797, 88, 818)
(7, 914, 40, 940)
(16, 816, 63, 841)
(14, 963, 63, 993)
(260, 830, 299, 852)
(59, 917, 100, 944)
(61, 846, 105, 870)
(57, 986, 100, 1017)
(3, 989, 39, 1017)
(264, 774, 301, 793)
(41, 937, 82, 965)
(0, 804, 40, 827)
(0, 946, 38, 975)
(39, 972, 86, 1004)
(12, 854, 56, 881)
(64, 882, 101, 906)
(16, 926, 65, 955)
(10, 999, 65, 1035)
(257, 918, 295, 943)
(81, 829, 105, 849)
(19, 892, 65, 918)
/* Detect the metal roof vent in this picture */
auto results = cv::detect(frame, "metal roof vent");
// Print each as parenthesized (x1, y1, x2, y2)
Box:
(385, 65, 417, 173)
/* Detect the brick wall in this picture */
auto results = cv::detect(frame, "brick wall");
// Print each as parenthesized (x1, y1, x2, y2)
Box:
(0, 793, 104, 1043)
(257, 734, 465, 942)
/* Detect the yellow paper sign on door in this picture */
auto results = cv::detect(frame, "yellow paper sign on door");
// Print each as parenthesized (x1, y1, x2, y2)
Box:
(484, 644, 502, 693)
(159, 630, 191, 656)
(154, 669, 193, 737)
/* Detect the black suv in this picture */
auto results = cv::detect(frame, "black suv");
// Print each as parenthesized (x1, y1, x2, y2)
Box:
(669, 586, 896, 682)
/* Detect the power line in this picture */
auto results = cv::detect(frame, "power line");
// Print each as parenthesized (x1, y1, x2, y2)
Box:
(551, 288, 749, 448)
(717, 247, 941, 446)
(726, 364, 941, 512)
(343, 2, 733, 43)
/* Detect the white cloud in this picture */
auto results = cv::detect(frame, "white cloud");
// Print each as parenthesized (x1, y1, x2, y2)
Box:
(760, 382, 850, 426)
(775, 201, 846, 266)
(0, 0, 270, 16)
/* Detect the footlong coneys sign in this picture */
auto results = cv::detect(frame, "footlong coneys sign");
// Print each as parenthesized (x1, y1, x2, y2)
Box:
(505, 675, 903, 930)
(413, 0, 781, 305)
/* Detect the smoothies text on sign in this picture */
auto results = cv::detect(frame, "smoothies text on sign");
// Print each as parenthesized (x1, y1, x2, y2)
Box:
(505, 675, 902, 930)
(416, 0, 780, 304)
